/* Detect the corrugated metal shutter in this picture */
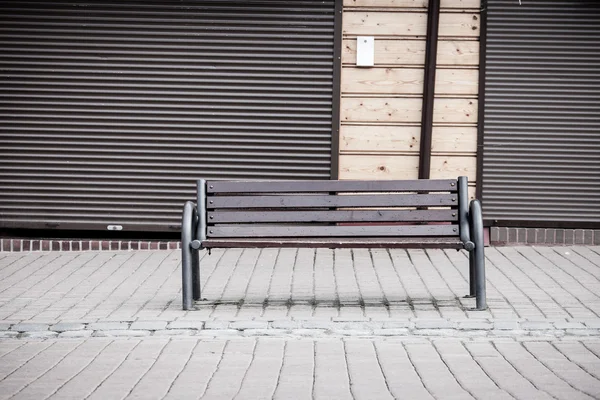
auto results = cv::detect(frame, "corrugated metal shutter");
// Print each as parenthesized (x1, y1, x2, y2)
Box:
(0, 0, 336, 233)
(482, 0, 600, 227)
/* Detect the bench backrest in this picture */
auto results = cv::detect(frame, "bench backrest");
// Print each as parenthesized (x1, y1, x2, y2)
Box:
(198, 178, 469, 240)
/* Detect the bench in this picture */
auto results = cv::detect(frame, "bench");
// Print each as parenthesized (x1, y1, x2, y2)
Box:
(181, 176, 486, 311)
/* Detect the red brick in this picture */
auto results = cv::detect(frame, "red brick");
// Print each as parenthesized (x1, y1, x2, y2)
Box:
(140, 241, 149, 250)
(72, 241, 81, 251)
(12, 240, 22, 252)
(101, 240, 110, 250)
(91, 241, 100, 251)
(22, 240, 31, 251)
(51, 241, 61, 251)
(32, 240, 40, 251)
(110, 241, 120, 250)
(41, 240, 51, 251)
(168, 241, 178, 250)
(130, 241, 139, 250)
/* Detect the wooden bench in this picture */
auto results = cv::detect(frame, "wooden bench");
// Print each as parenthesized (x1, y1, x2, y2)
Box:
(181, 177, 486, 311)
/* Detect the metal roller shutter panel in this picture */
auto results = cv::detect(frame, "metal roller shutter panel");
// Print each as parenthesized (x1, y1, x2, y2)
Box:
(482, 0, 600, 227)
(0, 0, 336, 233)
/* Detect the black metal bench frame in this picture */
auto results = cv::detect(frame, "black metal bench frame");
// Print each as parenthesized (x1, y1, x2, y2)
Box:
(181, 176, 486, 311)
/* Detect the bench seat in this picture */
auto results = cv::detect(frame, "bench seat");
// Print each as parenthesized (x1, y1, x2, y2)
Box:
(202, 237, 465, 249)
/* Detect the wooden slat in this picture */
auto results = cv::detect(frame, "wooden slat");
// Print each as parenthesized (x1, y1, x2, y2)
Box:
(206, 179, 457, 193)
(339, 155, 419, 180)
(343, 12, 479, 37)
(208, 224, 458, 238)
(208, 194, 457, 209)
(341, 98, 477, 123)
(341, 69, 477, 95)
(203, 237, 464, 249)
(340, 125, 421, 153)
(430, 156, 477, 181)
(340, 126, 477, 154)
(342, 40, 479, 67)
(208, 209, 457, 223)
(343, 0, 480, 8)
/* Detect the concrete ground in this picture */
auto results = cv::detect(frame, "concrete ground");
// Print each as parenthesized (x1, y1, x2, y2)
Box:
(0, 246, 599, 399)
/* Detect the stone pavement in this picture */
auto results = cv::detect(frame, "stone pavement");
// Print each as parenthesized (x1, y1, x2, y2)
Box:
(0, 246, 599, 399)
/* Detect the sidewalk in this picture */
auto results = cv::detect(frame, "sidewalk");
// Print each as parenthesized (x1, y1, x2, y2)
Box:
(1, 246, 599, 399)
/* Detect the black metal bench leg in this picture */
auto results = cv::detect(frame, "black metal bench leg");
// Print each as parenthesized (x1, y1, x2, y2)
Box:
(469, 199, 487, 310)
(468, 252, 476, 297)
(181, 201, 198, 310)
(192, 247, 201, 301)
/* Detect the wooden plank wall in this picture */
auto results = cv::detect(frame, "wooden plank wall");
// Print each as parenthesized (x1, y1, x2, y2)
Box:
(339, 0, 480, 198)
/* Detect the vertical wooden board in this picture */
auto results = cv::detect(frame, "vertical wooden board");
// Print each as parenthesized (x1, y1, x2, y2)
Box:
(437, 41, 479, 66)
(343, 12, 427, 36)
(343, 0, 428, 7)
(431, 126, 477, 153)
(433, 98, 478, 123)
(340, 125, 421, 153)
(439, 13, 480, 37)
(341, 97, 477, 123)
(339, 154, 420, 180)
(342, 39, 426, 65)
(435, 69, 479, 95)
(342, 68, 424, 94)
(430, 155, 476, 181)
(341, 97, 422, 123)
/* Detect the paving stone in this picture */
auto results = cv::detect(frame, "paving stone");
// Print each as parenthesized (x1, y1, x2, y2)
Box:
(331, 316, 370, 322)
(58, 330, 94, 338)
(413, 329, 457, 337)
(301, 320, 335, 330)
(130, 320, 168, 330)
(51, 322, 86, 332)
(22, 331, 58, 338)
(203, 320, 231, 330)
(414, 319, 455, 329)
(230, 321, 269, 330)
(489, 330, 527, 337)
(382, 320, 412, 329)
(153, 329, 196, 336)
(291, 329, 328, 337)
(167, 320, 205, 330)
(0, 322, 12, 331)
(270, 320, 300, 330)
(330, 329, 373, 336)
(457, 320, 493, 330)
(339, 322, 380, 330)
(241, 329, 290, 336)
(520, 321, 553, 330)
(493, 320, 520, 330)
(565, 329, 600, 336)
(10, 323, 49, 332)
(93, 330, 151, 337)
(553, 321, 586, 329)
(195, 329, 243, 337)
(372, 328, 410, 336)
(88, 322, 129, 331)
(582, 320, 600, 329)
